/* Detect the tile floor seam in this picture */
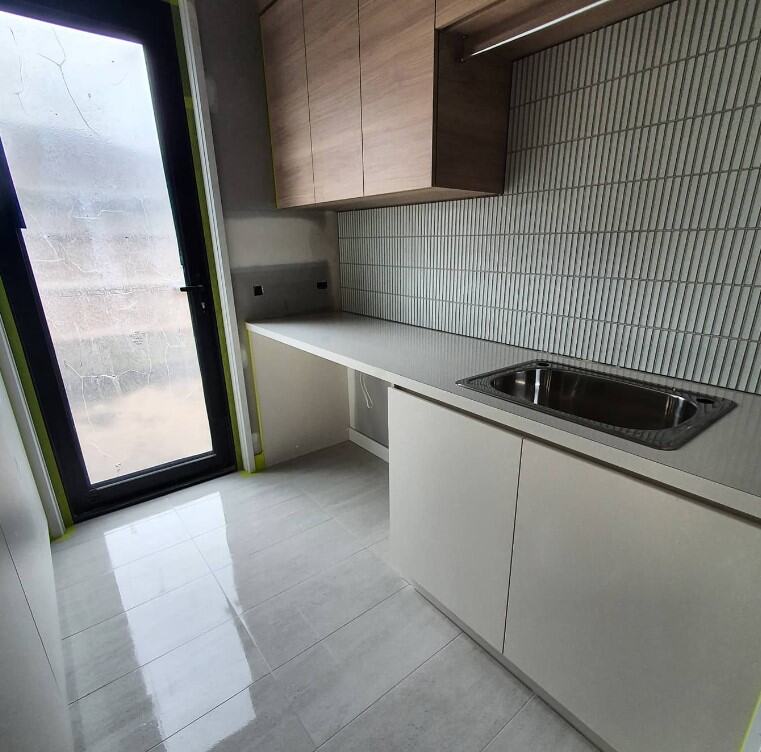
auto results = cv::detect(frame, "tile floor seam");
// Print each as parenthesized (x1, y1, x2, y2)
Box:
(65, 610, 240, 707)
(311, 630, 463, 751)
(206, 523, 371, 614)
(59, 568, 214, 641)
(140, 674, 315, 752)
(186, 502, 333, 567)
(330, 512, 388, 548)
(475, 691, 537, 752)
(52, 507, 182, 555)
(259, 580, 409, 672)
(55, 536, 210, 595)
(178, 491, 308, 539)
(171, 480, 291, 511)
(197, 515, 338, 573)
(54, 525, 192, 590)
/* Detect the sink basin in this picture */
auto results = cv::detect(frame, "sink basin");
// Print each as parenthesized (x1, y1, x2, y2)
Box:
(457, 360, 736, 450)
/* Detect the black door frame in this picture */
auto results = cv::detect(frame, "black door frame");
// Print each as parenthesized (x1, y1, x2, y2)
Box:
(0, 0, 236, 522)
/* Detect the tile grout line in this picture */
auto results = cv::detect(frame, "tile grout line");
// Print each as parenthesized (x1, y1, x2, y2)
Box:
(140, 677, 292, 752)
(263, 581, 409, 674)
(312, 631, 463, 751)
(59, 567, 213, 641)
(476, 693, 537, 752)
(66, 610, 239, 707)
(141, 541, 402, 746)
(55, 488, 307, 592)
(205, 519, 386, 623)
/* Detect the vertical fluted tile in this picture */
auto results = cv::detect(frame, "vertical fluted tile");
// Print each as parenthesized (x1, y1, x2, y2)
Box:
(336, 0, 761, 393)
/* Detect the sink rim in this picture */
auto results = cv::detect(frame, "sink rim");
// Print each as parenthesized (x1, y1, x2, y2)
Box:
(456, 359, 737, 451)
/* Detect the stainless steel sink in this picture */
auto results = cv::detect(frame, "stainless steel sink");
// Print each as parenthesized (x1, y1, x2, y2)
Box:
(457, 360, 736, 450)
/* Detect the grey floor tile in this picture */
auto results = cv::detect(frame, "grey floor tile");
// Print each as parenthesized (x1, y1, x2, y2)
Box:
(57, 541, 209, 638)
(368, 536, 399, 573)
(331, 484, 390, 546)
(193, 496, 330, 571)
(214, 520, 365, 612)
(302, 468, 387, 513)
(53, 510, 190, 589)
(69, 618, 269, 752)
(164, 472, 262, 506)
(483, 696, 599, 752)
(272, 586, 459, 746)
(175, 481, 306, 538)
(242, 592, 321, 675)
(319, 633, 532, 752)
(242, 548, 405, 668)
(52, 495, 178, 553)
(63, 575, 234, 700)
(155, 676, 314, 752)
(291, 444, 386, 509)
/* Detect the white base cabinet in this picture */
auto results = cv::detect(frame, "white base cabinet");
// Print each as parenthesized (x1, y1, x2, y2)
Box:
(504, 440, 761, 752)
(389, 388, 521, 650)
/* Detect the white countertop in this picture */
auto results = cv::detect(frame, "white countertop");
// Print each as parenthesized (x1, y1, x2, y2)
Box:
(248, 313, 761, 523)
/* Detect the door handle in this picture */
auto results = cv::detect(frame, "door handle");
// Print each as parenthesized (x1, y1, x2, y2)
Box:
(179, 284, 205, 293)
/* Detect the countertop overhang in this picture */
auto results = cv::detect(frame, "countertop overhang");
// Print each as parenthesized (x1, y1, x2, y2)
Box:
(247, 313, 761, 523)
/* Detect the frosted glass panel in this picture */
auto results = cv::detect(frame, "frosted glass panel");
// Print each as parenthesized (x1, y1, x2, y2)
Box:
(0, 11, 213, 483)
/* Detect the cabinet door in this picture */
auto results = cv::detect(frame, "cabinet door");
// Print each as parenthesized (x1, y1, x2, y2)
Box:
(359, 0, 435, 196)
(260, 0, 315, 207)
(505, 441, 761, 752)
(389, 389, 521, 650)
(303, 0, 363, 203)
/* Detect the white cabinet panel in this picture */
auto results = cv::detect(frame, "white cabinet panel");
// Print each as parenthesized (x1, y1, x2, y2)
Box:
(505, 440, 761, 752)
(0, 369, 72, 750)
(389, 388, 521, 650)
(250, 331, 349, 466)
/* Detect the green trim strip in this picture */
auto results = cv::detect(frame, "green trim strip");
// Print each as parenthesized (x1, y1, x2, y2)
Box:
(246, 329, 267, 473)
(0, 281, 73, 529)
(740, 690, 761, 752)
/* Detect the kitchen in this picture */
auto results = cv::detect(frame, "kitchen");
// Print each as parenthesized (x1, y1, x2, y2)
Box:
(1, 1, 759, 751)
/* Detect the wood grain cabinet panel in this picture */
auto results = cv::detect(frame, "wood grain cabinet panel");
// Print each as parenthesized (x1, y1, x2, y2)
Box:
(303, 0, 364, 203)
(260, 0, 315, 207)
(435, 0, 501, 28)
(358, 0, 437, 196)
(259, 0, 508, 208)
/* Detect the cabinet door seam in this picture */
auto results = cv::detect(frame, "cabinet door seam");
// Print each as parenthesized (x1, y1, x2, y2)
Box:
(502, 436, 523, 655)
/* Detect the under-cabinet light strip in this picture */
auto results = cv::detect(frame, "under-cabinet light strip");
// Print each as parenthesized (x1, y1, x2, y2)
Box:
(470, 0, 614, 57)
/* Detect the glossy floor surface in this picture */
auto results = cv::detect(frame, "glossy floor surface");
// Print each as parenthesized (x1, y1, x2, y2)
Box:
(52, 442, 598, 752)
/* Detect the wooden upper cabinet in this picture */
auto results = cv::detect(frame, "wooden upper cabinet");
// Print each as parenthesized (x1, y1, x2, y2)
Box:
(259, 0, 508, 208)
(435, 0, 501, 28)
(260, 0, 315, 207)
(303, 0, 364, 203)
(259, 0, 670, 207)
(358, 0, 436, 197)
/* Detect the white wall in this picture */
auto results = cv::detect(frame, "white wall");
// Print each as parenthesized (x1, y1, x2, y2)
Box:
(193, 0, 340, 450)
(193, 0, 339, 280)
(0, 369, 72, 751)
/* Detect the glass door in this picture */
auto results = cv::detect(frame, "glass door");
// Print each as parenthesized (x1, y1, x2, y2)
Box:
(0, 0, 236, 521)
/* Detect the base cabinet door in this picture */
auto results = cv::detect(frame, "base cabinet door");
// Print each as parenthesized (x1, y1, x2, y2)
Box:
(389, 388, 521, 650)
(505, 440, 761, 752)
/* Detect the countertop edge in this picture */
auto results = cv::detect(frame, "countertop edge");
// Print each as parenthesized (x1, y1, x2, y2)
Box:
(247, 320, 761, 524)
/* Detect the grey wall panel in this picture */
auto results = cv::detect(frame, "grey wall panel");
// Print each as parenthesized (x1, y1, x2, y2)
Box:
(338, 0, 761, 394)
